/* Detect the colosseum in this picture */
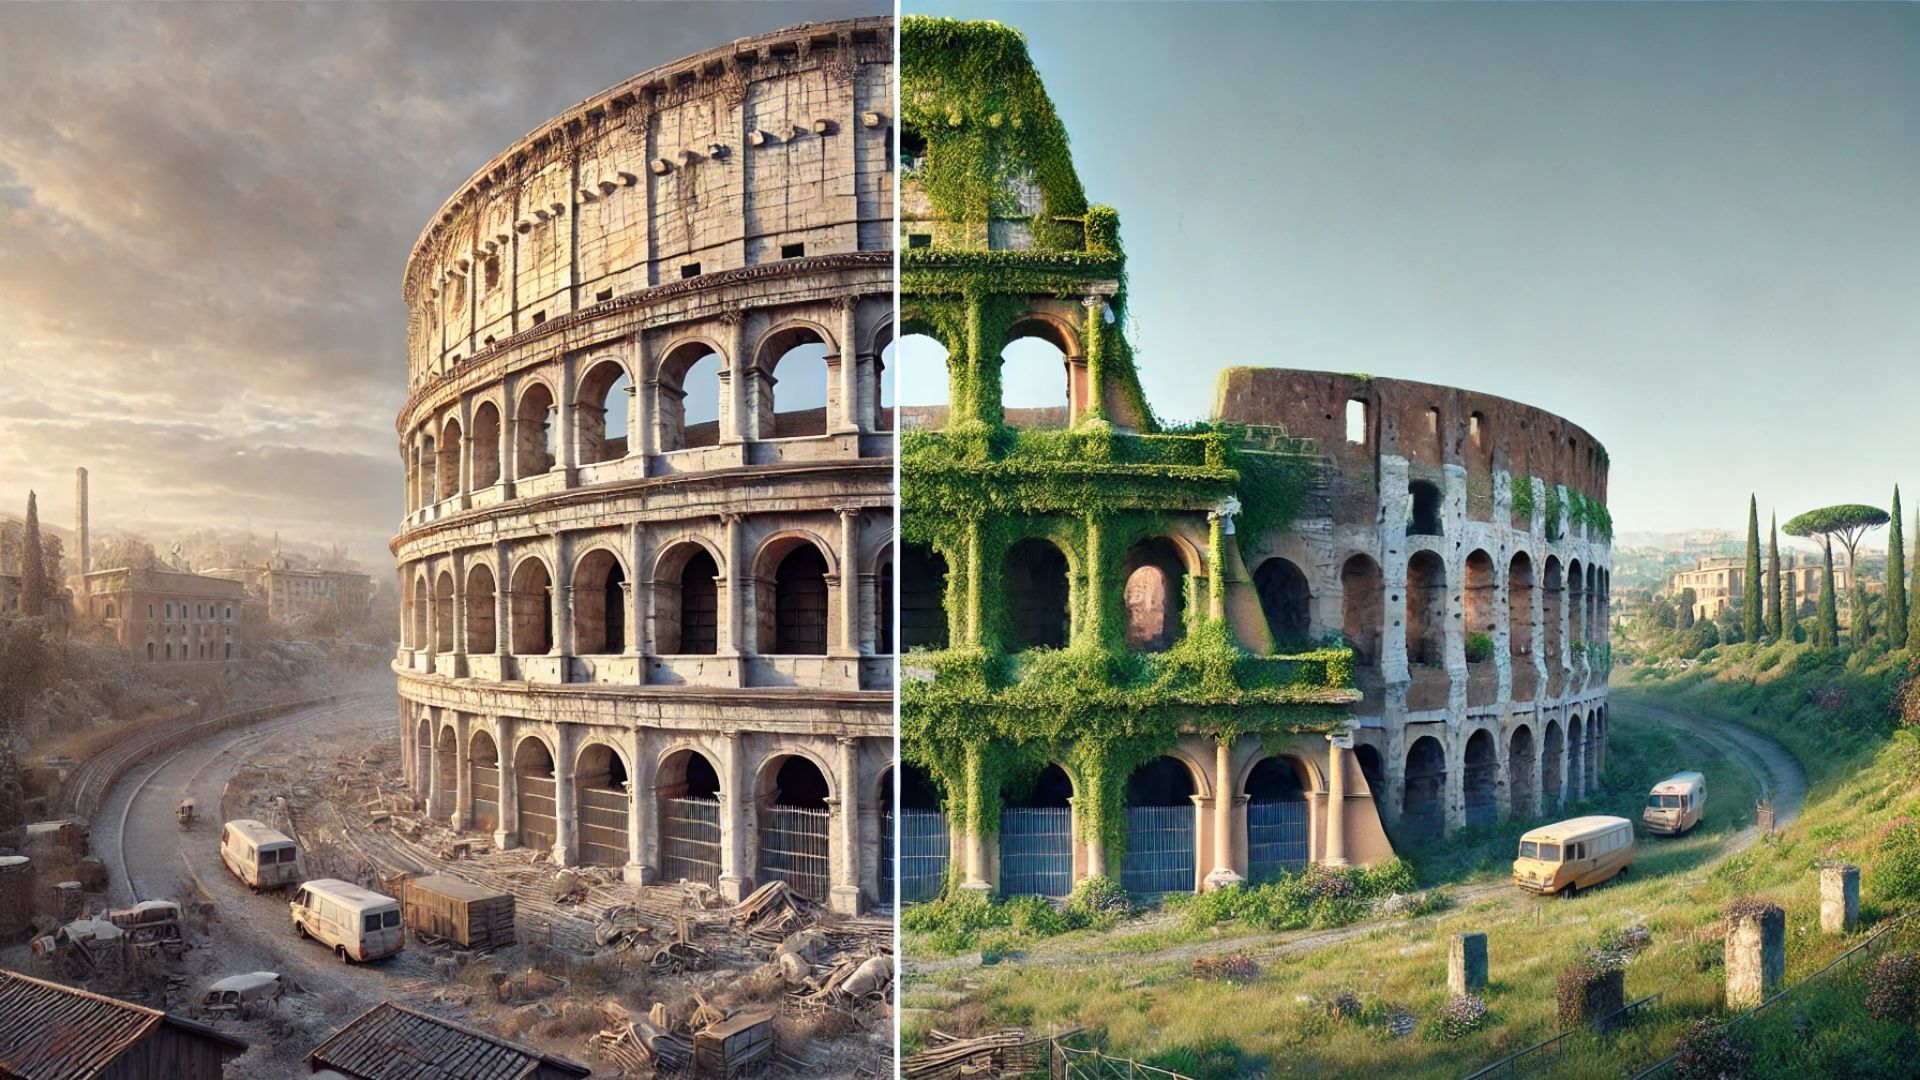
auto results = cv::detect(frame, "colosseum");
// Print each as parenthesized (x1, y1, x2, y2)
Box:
(896, 17, 1610, 901)
(392, 17, 894, 915)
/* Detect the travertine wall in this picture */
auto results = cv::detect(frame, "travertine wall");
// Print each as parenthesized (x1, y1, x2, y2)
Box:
(394, 19, 895, 915)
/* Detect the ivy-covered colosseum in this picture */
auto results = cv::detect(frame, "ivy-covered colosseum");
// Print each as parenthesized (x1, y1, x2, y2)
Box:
(392, 18, 895, 915)
(897, 16, 1612, 902)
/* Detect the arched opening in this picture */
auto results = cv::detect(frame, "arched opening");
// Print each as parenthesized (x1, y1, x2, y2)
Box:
(576, 359, 633, 464)
(900, 544, 950, 650)
(877, 766, 895, 908)
(434, 725, 457, 819)
(1000, 763, 1074, 897)
(515, 383, 557, 476)
(761, 330, 830, 439)
(1354, 744, 1386, 812)
(1542, 720, 1564, 810)
(899, 762, 948, 903)
(655, 544, 719, 655)
(1509, 553, 1538, 700)
(1121, 538, 1188, 653)
(457, 729, 499, 834)
(1004, 538, 1070, 649)
(1245, 755, 1311, 881)
(1566, 714, 1585, 802)
(1585, 709, 1599, 791)
(875, 335, 894, 432)
(409, 444, 423, 512)
(1407, 480, 1443, 537)
(575, 743, 631, 867)
(1341, 554, 1383, 665)
(471, 401, 502, 489)
(1000, 321, 1074, 429)
(571, 549, 628, 655)
(514, 737, 557, 853)
(877, 551, 895, 656)
(509, 558, 553, 655)
(414, 718, 432, 796)
(1463, 729, 1497, 828)
(1465, 549, 1497, 705)
(1402, 735, 1446, 841)
(658, 342, 724, 451)
(438, 419, 463, 499)
(1254, 558, 1312, 649)
(1120, 756, 1198, 894)
(758, 754, 832, 902)
(765, 542, 830, 655)
(421, 434, 439, 505)
(1509, 726, 1536, 820)
(657, 748, 722, 886)
(409, 573, 428, 650)
(1569, 559, 1587, 647)
(892, 333, 951, 432)
(1405, 551, 1447, 666)
(432, 571, 455, 653)
(1543, 557, 1565, 672)
(465, 564, 497, 653)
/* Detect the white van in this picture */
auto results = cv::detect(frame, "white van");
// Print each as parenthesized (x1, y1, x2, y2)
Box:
(220, 819, 302, 891)
(1644, 771, 1706, 836)
(290, 879, 404, 963)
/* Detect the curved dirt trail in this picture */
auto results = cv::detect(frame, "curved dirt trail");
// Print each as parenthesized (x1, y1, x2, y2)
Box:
(906, 698, 1810, 980)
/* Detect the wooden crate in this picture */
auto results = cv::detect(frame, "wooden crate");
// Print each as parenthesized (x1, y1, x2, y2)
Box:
(402, 874, 515, 949)
(692, 1010, 775, 1078)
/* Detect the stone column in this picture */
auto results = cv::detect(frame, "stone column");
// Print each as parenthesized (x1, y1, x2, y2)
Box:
(499, 379, 519, 498)
(450, 557, 468, 673)
(1206, 513, 1228, 621)
(623, 729, 648, 883)
(1725, 902, 1786, 1010)
(718, 732, 750, 902)
(1204, 736, 1243, 890)
(832, 297, 860, 434)
(964, 519, 985, 647)
(641, 380, 662, 465)
(622, 382, 640, 459)
(551, 727, 577, 867)
(1325, 735, 1350, 867)
(1081, 295, 1106, 423)
(1449, 932, 1488, 997)
(1081, 793, 1107, 880)
(494, 540, 513, 663)
(492, 719, 519, 849)
(1083, 514, 1105, 647)
(551, 534, 574, 668)
(830, 736, 863, 914)
(556, 353, 578, 484)
(451, 712, 472, 832)
(960, 744, 991, 893)
(836, 508, 862, 657)
(422, 709, 441, 816)
(1820, 864, 1859, 934)
(721, 310, 749, 445)
(1444, 734, 1466, 834)
(721, 513, 748, 659)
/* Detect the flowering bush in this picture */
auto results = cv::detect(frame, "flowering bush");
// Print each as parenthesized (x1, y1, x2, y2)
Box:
(1672, 1018, 1749, 1080)
(1189, 953, 1260, 983)
(1435, 994, 1488, 1041)
(1865, 951, 1920, 1024)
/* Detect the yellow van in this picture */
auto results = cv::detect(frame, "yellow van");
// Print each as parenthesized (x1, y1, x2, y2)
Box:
(1513, 815, 1634, 897)
(220, 819, 302, 891)
(290, 879, 404, 963)
(1643, 771, 1705, 836)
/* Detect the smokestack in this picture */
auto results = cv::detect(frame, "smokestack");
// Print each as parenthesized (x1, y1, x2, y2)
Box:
(75, 466, 89, 576)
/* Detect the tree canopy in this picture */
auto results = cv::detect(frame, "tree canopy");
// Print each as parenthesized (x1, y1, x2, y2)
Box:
(1784, 504, 1889, 567)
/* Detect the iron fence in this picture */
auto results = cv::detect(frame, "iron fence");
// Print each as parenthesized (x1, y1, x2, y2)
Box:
(1055, 1044, 1195, 1080)
(760, 805, 831, 901)
(1120, 806, 1196, 894)
(518, 774, 557, 853)
(1463, 993, 1664, 1080)
(577, 785, 630, 866)
(900, 809, 950, 903)
(661, 796, 722, 886)
(1247, 799, 1310, 880)
(1001, 807, 1073, 897)
(470, 764, 500, 834)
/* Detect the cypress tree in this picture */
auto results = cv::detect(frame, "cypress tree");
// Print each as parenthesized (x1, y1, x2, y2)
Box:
(1892, 487, 1910, 650)
(1766, 513, 1783, 640)
(1743, 495, 1763, 643)
(1818, 539, 1841, 649)
(19, 492, 46, 618)
(1852, 579, 1873, 650)
(1910, 509, 1920, 651)
(1783, 566, 1799, 642)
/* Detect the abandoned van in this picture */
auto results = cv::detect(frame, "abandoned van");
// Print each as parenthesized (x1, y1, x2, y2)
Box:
(1644, 771, 1706, 836)
(220, 819, 302, 891)
(1513, 815, 1635, 897)
(290, 879, 403, 962)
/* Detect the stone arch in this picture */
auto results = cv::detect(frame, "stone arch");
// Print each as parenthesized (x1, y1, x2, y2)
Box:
(1004, 537, 1072, 649)
(1543, 556, 1566, 666)
(1407, 479, 1444, 537)
(656, 338, 725, 451)
(574, 741, 632, 867)
(515, 380, 557, 476)
(432, 723, 457, 817)
(421, 432, 439, 505)
(513, 734, 558, 853)
(1121, 537, 1189, 653)
(1000, 762, 1075, 897)
(1405, 550, 1447, 666)
(1463, 728, 1497, 828)
(432, 570, 455, 653)
(900, 543, 949, 649)
(755, 533, 834, 655)
(509, 555, 554, 655)
(1341, 553, 1384, 665)
(1254, 557, 1312, 648)
(1402, 734, 1446, 841)
(409, 571, 429, 649)
(571, 546, 629, 655)
(576, 356, 633, 465)
(414, 716, 433, 794)
(1542, 718, 1564, 810)
(756, 321, 832, 439)
(438, 417, 463, 499)
(653, 538, 721, 655)
(465, 563, 497, 653)
(756, 750, 834, 901)
(1569, 558, 1587, 646)
(1120, 755, 1200, 894)
(1508, 724, 1536, 819)
(471, 400, 502, 489)
(870, 312, 895, 433)
(1565, 712, 1585, 802)
(468, 728, 501, 833)
(1244, 754, 1313, 880)
(657, 745, 722, 886)
(1585, 707, 1600, 791)
(890, 332, 951, 427)
(1000, 313, 1079, 429)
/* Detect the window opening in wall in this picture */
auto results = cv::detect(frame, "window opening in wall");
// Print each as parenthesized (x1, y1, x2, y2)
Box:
(1426, 407, 1439, 435)
(771, 545, 830, 654)
(1345, 398, 1367, 444)
(681, 263, 701, 279)
(900, 543, 949, 649)
(530, 311, 545, 326)
(1407, 480, 1443, 536)
(761, 330, 830, 439)
(1005, 538, 1070, 648)
(906, 234, 932, 249)
(1254, 558, 1312, 649)
(676, 549, 720, 654)
(484, 255, 500, 292)
(894, 334, 949, 430)
(1001, 319, 1073, 429)
(660, 345, 724, 451)
(780, 242, 806, 259)
(484, 336, 495, 347)
(577, 360, 632, 464)
(1121, 538, 1188, 653)
(1469, 412, 1484, 447)
(899, 123, 927, 162)
(596, 288, 613, 303)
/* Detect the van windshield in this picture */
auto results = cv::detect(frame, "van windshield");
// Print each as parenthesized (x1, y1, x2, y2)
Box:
(1649, 795, 1682, 809)
(1520, 841, 1561, 862)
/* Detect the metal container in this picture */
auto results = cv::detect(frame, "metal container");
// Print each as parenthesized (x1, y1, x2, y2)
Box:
(0, 855, 35, 941)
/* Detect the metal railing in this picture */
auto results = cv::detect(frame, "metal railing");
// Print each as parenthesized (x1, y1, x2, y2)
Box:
(1120, 806, 1196, 895)
(660, 796, 722, 886)
(760, 805, 831, 902)
(900, 809, 950, 903)
(1463, 993, 1664, 1080)
(1247, 799, 1310, 880)
(576, 785, 630, 866)
(1001, 807, 1074, 897)
(1055, 1044, 1195, 1080)
(517, 774, 557, 853)
(470, 764, 500, 833)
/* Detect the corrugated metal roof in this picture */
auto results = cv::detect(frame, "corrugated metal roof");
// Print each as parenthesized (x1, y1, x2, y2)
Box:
(307, 1001, 591, 1079)
(0, 968, 247, 1080)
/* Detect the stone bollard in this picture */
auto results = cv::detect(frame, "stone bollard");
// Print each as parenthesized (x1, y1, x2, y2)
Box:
(1724, 899, 1786, 1010)
(1450, 932, 1488, 997)
(1820, 863, 1860, 934)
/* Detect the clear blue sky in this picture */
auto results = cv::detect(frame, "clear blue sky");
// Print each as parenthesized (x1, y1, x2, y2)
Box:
(903, 1, 1920, 544)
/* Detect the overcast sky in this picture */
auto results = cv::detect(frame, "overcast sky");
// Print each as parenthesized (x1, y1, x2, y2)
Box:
(0, 1, 873, 571)
(903, 1, 1920, 546)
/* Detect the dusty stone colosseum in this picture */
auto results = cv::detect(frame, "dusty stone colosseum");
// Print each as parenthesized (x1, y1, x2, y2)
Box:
(392, 17, 894, 915)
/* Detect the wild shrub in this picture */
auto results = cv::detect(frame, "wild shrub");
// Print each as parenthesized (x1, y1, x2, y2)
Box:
(1556, 958, 1624, 1029)
(1874, 821, 1920, 905)
(1865, 951, 1920, 1024)
(1189, 953, 1260, 983)
(1672, 1018, 1750, 1080)
(1465, 632, 1494, 663)
(1172, 858, 1419, 932)
(1431, 993, 1488, 1041)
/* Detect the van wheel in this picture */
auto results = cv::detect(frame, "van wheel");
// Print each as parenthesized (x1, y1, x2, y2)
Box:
(1561, 882, 1578, 899)
(337, 945, 352, 964)
(296, 922, 308, 940)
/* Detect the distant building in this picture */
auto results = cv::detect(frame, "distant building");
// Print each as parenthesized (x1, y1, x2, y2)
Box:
(306, 1001, 588, 1080)
(205, 562, 374, 626)
(76, 565, 252, 662)
(0, 968, 247, 1079)
(1668, 553, 1847, 622)
(0, 571, 74, 626)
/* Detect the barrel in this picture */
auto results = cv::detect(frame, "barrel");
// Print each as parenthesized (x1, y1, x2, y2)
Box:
(0, 856, 34, 941)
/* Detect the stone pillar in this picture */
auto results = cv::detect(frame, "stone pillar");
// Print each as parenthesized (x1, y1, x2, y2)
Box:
(964, 519, 985, 647)
(960, 744, 991, 894)
(830, 736, 863, 914)
(1725, 902, 1786, 1010)
(1820, 864, 1859, 934)
(1207, 513, 1227, 621)
(1081, 794, 1107, 880)
(422, 709, 441, 816)
(494, 540, 513, 662)
(1449, 932, 1488, 997)
(1083, 514, 1104, 647)
(721, 311, 749, 445)
(718, 732, 750, 902)
(551, 728, 577, 868)
(1444, 734, 1466, 834)
(493, 716, 519, 850)
(1204, 736, 1243, 890)
(624, 729, 648, 883)
(450, 558, 468, 670)
(1325, 736, 1351, 867)
(830, 297, 860, 435)
(451, 712, 472, 832)
(721, 513, 748, 658)
(499, 379, 519, 498)
(556, 353, 578, 484)
(836, 507, 861, 657)
(622, 382, 640, 458)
